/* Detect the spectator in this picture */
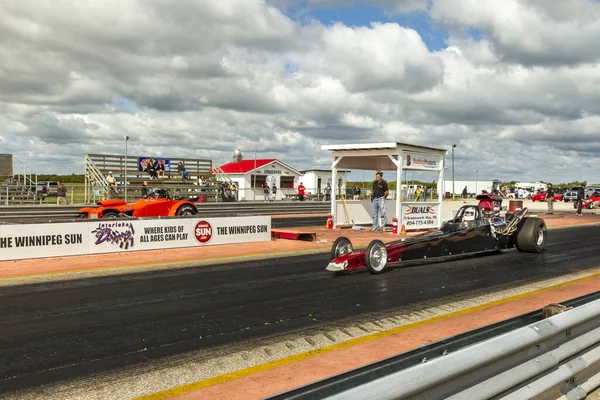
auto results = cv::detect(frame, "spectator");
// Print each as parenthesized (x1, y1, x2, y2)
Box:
(177, 162, 191, 180)
(546, 183, 554, 214)
(263, 182, 270, 202)
(156, 160, 165, 178)
(147, 162, 158, 180)
(271, 183, 277, 201)
(576, 183, 585, 216)
(462, 186, 468, 198)
(56, 182, 68, 205)
(415, 185, 423, 201)
(141, 181, 148, 198)
(371, 172, 388, 231)
(106, 172, 118, 194)
(324, 183, 331, 201)
(353, 184, 361, 200)
(298, 182, 306, 201)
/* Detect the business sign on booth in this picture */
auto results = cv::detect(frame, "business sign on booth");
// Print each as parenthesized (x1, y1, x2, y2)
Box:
(403, 153, 442, 170)
(0, 216, 271, 261)
(401, 203, 439, 229)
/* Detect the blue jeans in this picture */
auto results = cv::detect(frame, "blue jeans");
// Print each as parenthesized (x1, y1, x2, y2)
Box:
(372, 197, 386, 229)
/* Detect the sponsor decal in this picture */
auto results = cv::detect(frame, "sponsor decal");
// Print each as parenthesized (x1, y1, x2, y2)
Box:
(194, 220, 213, 244)
(140, 224, 189, 243)
(402, 204, 439, 228)
(404, 205, 437, 215)
(405, 154, 438, 169)
(91, 222, 135, 249)
(0, 234, 83, 249)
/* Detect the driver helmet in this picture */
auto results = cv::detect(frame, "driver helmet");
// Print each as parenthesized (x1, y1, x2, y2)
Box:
(463, 207, 476, 222)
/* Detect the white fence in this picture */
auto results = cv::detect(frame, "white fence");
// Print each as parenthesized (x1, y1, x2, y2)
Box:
(0, 216, 271, 261)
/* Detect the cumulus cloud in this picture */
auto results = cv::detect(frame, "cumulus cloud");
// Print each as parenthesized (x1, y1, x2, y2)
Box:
(430, 0, 600, 66)
(274, 0, 429, 14)
(0, 0, 599, 184)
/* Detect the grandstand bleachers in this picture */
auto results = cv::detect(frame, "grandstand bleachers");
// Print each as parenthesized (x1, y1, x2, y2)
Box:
(84, 154, 235, 204)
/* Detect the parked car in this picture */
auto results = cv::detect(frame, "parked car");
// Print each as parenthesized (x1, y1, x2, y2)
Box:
(563, 186, 597, 202)
(36, 181, 59, 197)
(562, 187, 581, 202)
(530, 192, 563, 202)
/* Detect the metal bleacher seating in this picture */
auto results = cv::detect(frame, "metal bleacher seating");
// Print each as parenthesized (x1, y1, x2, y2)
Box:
(84, 154, 234, 204)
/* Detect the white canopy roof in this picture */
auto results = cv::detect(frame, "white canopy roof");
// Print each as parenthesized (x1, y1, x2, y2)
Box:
(321, 141, 448, 171)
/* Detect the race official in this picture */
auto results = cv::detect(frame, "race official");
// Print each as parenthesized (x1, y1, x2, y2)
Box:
(546, 183, 554, 214)
(372, 172, 389, 231)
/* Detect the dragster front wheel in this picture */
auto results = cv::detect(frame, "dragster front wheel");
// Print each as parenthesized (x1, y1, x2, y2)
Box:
(330, 236, 353, 260)
(365, 239, 388, 274)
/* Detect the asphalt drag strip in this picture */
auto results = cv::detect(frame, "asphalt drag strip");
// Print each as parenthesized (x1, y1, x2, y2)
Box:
(1, 224, 600, 399)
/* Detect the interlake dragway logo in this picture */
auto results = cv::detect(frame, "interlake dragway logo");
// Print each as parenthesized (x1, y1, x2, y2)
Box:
(91, 222, 135, 249)
(404, 205, 437, 215)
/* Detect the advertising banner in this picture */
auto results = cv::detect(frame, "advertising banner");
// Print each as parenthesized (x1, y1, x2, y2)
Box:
(401, 202, 441, 230)
(87, 219, 194, 254)
(0, 222, 90, 261)
(0, 216, 272, 261)
(191, 216, 271, 246)
(137, 157, 171, 173)
(403, 153, 442, 171)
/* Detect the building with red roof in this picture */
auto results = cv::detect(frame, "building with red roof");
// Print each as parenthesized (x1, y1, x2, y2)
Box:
(214, 158, 304, 201)
(214, 150, 349, 201)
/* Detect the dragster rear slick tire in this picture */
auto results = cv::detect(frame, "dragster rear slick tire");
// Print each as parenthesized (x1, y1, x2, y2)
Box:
(515, 217, 547, 253)
(365, 239, 388, 274)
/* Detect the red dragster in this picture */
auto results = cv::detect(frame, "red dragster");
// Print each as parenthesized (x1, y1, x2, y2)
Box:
(78, 190, 198, 219)
(530, 192, 563, 202)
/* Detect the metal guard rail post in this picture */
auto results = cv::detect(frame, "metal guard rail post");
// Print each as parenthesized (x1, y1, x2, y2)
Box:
(320, 298, 600, 400)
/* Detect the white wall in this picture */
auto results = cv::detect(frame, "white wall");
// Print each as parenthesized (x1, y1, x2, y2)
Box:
(301, 171, 347, 194)
(442, 180, 494, 195)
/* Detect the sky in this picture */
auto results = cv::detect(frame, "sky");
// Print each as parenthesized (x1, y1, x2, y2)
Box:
(1, 0, 600, 184)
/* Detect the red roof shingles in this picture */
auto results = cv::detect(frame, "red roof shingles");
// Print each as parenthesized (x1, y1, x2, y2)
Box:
(216, 159, 277, 173)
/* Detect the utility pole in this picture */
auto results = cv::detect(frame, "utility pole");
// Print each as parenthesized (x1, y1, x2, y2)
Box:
(452, 144, 456, 200)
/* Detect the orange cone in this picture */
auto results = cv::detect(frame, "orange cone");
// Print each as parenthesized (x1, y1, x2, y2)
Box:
(400, 223, 406, 234)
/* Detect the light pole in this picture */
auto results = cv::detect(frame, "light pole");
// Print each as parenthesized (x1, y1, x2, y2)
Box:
(124, 135, 129, 202)
(476, 169, 479, 194)
(253, 145, 257, 201)
(451, 144, 456, 200)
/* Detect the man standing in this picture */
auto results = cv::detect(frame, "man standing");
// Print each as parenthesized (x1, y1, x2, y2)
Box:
(372, 172, 389, 231)
(56, 182, 67, 205)
(546, 183, 554, 214)
(576, 183, 585, 216)
(297, 182, 305, 201)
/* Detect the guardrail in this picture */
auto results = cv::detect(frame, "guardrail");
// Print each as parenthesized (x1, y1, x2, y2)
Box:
(270, 291, 600, 400)
(0, 202, 331, 224)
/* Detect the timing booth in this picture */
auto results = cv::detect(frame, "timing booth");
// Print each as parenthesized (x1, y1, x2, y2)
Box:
(321, 142, 448, 233)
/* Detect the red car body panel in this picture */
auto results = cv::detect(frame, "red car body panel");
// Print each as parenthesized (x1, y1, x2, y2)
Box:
(78, 198, 197, 219)
(530, 193, 563, 202)
(581, 194, 600, 209)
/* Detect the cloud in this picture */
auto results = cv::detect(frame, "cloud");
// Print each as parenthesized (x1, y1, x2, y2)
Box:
(0, 0, 599, 185)
(274, 0, 429, 14)
(430, 0, 600, 66)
